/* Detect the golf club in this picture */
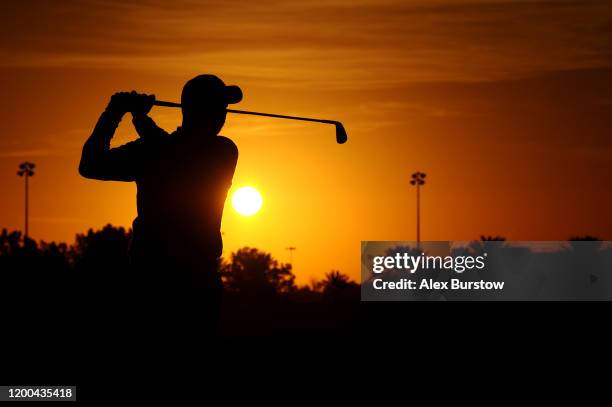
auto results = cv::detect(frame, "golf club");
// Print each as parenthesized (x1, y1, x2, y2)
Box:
(153, 100, 348, 144)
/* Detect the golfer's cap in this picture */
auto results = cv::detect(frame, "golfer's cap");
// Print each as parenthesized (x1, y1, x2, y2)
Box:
(182, 74, 243, 106)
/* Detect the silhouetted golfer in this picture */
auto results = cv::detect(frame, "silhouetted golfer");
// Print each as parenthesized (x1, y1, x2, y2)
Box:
(79, 74, 242, 334)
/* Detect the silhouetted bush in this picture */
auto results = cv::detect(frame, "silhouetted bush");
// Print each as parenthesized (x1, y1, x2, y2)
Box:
(220, 247, 296, 295)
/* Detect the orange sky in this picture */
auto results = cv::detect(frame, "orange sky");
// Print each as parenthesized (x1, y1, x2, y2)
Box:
(1, 0, 611, 283)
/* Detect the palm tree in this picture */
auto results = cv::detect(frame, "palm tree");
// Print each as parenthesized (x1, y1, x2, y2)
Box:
(568, 235, 602, 252)
(480, 235, 506, 241)
(568, 235, 600, 241)
(320, 271, 351, 292)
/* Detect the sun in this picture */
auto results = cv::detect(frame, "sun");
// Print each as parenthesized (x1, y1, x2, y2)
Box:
(231, 186, 263, 216)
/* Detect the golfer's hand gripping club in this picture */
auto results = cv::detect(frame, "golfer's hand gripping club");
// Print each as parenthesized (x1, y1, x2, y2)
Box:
(108, 91, 156, 116)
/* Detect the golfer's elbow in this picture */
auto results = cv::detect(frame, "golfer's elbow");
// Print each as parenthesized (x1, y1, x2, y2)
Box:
(78, 158, 96, 179)
(79, 136, 107, 179)
(79, 150, 105, 179)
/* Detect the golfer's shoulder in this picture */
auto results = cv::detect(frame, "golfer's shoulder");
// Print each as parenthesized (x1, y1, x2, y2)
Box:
(214, 135, 238, 158)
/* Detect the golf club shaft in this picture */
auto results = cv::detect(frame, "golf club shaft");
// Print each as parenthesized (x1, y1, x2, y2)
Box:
(153, 100, 338, 125)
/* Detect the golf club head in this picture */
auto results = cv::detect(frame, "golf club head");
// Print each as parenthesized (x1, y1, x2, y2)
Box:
(335, 122, 348, 144)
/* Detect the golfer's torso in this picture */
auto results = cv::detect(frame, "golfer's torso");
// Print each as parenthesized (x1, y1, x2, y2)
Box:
(132, 134, 237, 259)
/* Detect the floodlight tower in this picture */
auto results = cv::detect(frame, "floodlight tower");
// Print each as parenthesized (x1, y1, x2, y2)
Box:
(17, 161, 35, 241)
(410, 171, 426, 248)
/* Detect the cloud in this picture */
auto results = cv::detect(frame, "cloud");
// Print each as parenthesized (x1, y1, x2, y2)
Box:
(1, 0, 612, 89)
(0, 128, 84, 158)
(0, 148, 60, 158)
(31, 217, 85, 224)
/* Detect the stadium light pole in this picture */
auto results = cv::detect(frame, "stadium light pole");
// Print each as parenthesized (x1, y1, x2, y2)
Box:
(286, 246, 296, 267)
(17, 162, 35, 241)
(410, 172, 426, 249)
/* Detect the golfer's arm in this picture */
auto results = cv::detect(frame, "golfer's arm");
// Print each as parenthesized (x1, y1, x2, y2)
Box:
(132, 113, 169, 140)
(79, 110, 135, 181)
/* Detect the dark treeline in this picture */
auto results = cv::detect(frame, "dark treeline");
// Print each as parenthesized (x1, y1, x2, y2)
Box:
(0, 225, 360, 335)
(1, 226, 606, 335)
